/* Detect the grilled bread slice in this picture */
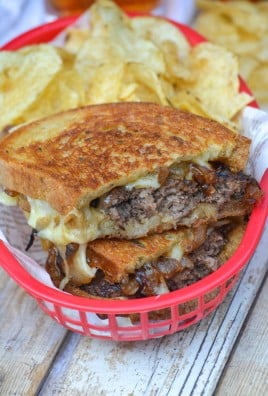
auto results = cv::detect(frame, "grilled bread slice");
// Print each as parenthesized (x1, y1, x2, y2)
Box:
(0, 102, 249, 212)
(0, 102, 260, 246)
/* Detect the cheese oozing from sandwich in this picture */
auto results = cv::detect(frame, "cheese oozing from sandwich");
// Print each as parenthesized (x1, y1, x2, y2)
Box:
(0, 154, 262, 252)
(0, 190, 18, 206)
(26, 171, 167, 245)
(0, 159, 213, 246)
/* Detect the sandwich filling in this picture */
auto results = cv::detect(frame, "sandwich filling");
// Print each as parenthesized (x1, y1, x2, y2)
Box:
(0, 162, 262, 246)
(46, 219, 245, 299)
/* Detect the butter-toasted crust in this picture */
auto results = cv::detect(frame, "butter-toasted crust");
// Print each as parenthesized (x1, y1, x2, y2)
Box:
(0, 102, 250, 214)
(87, 228, 197, 283)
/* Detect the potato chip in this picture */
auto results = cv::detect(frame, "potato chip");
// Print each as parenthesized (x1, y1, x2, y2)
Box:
(86, 61, 125, 104)
(131, 16, 191, 83)
(75, 37, 122, 87)
(194, 12, 240, 52)
(0, 0, 254, 133)
(238, 56, 258, 81)
(81, 0, 165, 75)
(248, 64, 268, 105)
(119, 62, 168, 104)
(195, 0, 268, 109)
(196, 0, 267, 36)
(0, 45, 62, 129)
(131, 16, 190, 60)
(255, 37, 268, 63)
(15, 50, 85, 124)
(181, 43, 252, 120)
(170, 89, 238, 132)
(64, 28, 91, 54)
(89, 0, 132, 36)
(169, 90, 209, 118)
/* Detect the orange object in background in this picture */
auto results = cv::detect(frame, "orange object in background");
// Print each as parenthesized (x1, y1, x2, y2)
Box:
(219, 0, 263, 2)
(48, 0, 161, 14)
(110, 0, 161, 11)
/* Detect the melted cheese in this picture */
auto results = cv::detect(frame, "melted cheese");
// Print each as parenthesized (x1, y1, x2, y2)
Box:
(27, 198, 104, 246)
(125, 159, 210, 191)
(125, 173, 160, 190)
(0, 191, 18, 206)
(167, 243, 184, 261)
(58, 244, 97, 288)
(26, 173, 163, 245)
(67, 243, 97, 284)
(195, 154, 213, 168)
(153, 279, 169, 295)
(4, 159, 212, 246)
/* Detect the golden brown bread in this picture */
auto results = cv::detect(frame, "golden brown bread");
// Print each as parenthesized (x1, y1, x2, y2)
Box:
(0, 102, 250, 214)
(218, 221, 246, 264)
(87, 233, 179, 283)
(86, 226, 206, 283)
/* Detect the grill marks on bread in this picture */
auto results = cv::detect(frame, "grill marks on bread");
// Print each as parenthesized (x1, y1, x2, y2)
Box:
(0, 102, 250, 214)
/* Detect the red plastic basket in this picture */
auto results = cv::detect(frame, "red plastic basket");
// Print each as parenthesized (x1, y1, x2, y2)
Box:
(0, 16, 267, 341)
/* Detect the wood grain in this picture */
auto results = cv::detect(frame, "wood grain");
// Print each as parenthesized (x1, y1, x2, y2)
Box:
(0, 270, 67, 396)
(216, 273, 268, 396)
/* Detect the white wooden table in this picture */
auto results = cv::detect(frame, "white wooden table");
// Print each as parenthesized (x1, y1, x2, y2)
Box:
(1, 223, 267, 396)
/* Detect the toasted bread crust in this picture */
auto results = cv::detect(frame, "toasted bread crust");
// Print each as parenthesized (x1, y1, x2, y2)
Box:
(0, 103, 250, 214)
(87, 228, 198, 282)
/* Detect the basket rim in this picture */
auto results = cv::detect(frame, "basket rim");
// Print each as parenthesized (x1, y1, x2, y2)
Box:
(0, 15, 266, 315)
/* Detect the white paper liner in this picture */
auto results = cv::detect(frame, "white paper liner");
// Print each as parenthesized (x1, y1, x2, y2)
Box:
(0, 11, 267, 333)
(242, 107, 268, 181)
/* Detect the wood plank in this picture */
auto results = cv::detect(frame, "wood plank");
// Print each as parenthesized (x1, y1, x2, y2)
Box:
(0, 270, 67, 396)
(216, 273, 268, 396)
(38, 224, 268, 396)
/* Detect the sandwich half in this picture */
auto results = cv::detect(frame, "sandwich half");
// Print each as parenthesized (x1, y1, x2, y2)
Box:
(45, 218, 247, 300)
(0, 102, 262, 249)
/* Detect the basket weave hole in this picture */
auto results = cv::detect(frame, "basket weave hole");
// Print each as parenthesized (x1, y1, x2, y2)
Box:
(204, 287, 221, 304)
(148, 307, 171, 322)
(225, 275, 237, 290)
(60, 307, 80, 321)
(178, 298, 198, 316)
(125, 308, 171, 325)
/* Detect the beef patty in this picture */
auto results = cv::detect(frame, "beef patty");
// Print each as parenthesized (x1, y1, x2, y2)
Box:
(95, 163, 262, 230)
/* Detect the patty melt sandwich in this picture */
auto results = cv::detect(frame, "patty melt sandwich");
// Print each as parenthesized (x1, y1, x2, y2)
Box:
(0, 102, 262, 299)
(46, 219, 247, 299)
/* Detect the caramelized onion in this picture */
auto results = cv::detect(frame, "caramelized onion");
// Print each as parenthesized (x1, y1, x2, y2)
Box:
(158, 167, 170, 186)
(191, 164, 216, 185)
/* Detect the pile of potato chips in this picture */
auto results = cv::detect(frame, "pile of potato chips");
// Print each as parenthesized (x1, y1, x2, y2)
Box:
(195, 0, 268, 109)
(0, 0, 253, 132)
